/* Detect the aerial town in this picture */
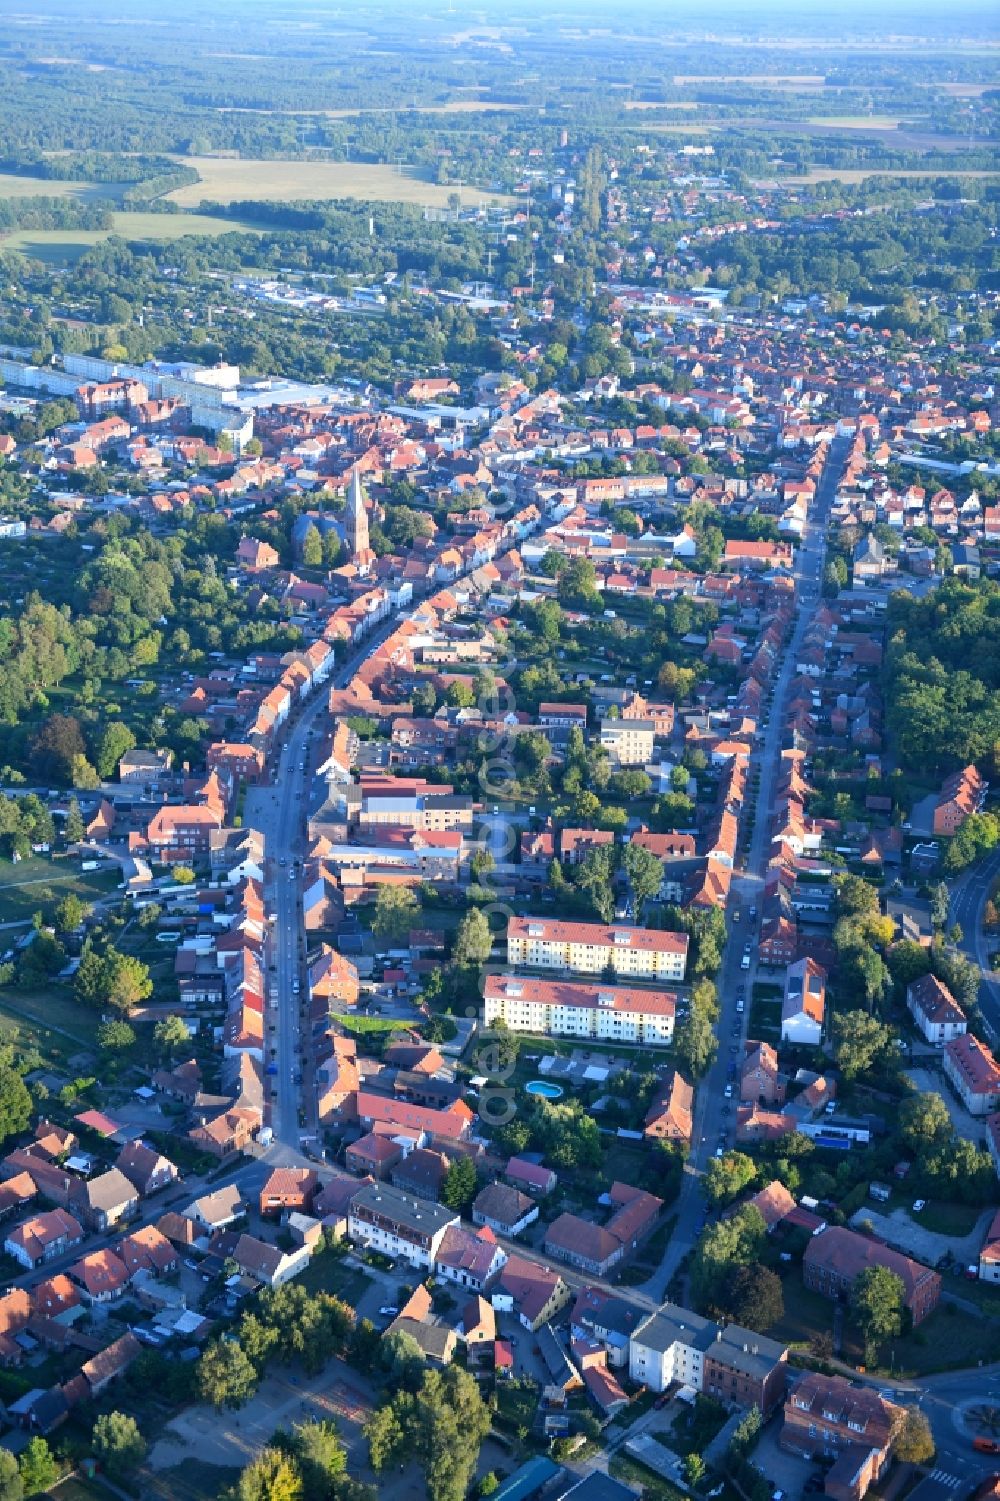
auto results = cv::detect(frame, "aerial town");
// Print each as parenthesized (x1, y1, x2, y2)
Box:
(0, 4, 997, 1501)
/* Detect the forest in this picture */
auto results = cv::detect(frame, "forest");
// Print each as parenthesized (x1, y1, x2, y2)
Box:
(884, 578, 1000, 775)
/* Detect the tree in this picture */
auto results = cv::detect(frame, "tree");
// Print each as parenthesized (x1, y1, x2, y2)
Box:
(683, 1454, 707, 1487)
(365, 1365, 490, 1501)
(75, 946, 153, 1015)
(153, 1014, 190, 1056)
(703, 1151, 757, 1206)
(64, 798, 85, 843)
(70, 754, 101, 790)
(441, 1155, 477, 1212)
(172, 865, 196, 884)
(893, 1408, 935, 1464)
(899, 1092, 952, 1152)
(230, 1447, 303, 1501)
(452, 908, 492, 966)
(287, 1420, 346, 1501)
(674, 1009, 717, 1078)
(690, 1206, 767, 1314)
(0, 1047, 32, 1147)
(53, 893, 90, 934)
(95, 721, 136, 780)
(851, 1266, 905, 1364)
(31, 714, 86, 784)
(97, 1019, 136, 1052)
(197, 1339, 260, 1408)
(18, 1438, 57, 1497)
(469, 849, 495, 885)
(833, 1011, 896, 1081)
(727, 1265, 784, 1333)
(372, 886, 419, 945)
(92, 1412, 146, 1480)
(623, 842, 665, 908)
(0, 1452, 23, 1501)
(301, 524, 323, 568)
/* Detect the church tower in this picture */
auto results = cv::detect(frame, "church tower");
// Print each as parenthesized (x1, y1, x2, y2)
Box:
(345, 468, 375, 574)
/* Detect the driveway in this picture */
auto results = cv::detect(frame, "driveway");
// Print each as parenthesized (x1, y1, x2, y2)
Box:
(849, 1204, 995, 1268)
(752, 1420, 821, 1497)
(905, 1067, 985, 1145)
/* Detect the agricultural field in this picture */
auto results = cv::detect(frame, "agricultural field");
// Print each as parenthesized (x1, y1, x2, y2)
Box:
(0, 210, 263, 264)
(0, 172, 129, 203)
(757, 167, 1000, 184)
(167, 156, 513, 208)
(0, 855, 120, 925)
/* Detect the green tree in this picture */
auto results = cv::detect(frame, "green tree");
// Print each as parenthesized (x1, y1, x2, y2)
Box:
(372, 886, 419, 945)
(18, 1438, 57, 1497)
(64, 798, 85, 843)
(153, 1014, 190, 1056)
(70, 754, 100, 790)
(851, 1265, 905, 1364)
(833, 1011, 896, 1081)
(0, 1452, 23, 1501)
(703, 1151, 757, 1207)
(623, 842, 665, 907)
(230, 1447, 303, 1501)
(899, 1092, 952, 1152)
(469, 849, 495, 884)
(893, 1408, 935, 1464)
(286, 1420, 346, 1501)
(683, 1454, 707, 1487)
(727, 1264, 784, 1333)
(365, 1366, 490, 1501)
(53, 893, 90, 933)
(75, 946, 153, 1015)
(441, 1155, 477, 1212)
(95, 721, 137, 780)
(452, 908, 492, 965)
(96, 1019, 136, 1052)
(301, 524, 323, 568)
(0, 1046, 32, 1147)
(92, 1412, 146, 1481)
(172, 865, 196, 884)
(674, 1009, 717, 1078)
(690, 1206, 767, 1314)
(197, 1339, 260, 1409)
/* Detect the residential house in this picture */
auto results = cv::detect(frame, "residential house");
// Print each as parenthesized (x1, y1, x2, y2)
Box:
(943, 1034, 1000, 1116)
(435, 1224, 507, 1292)
(643, 1071, 694, 1143)
(70, 1248, 130, 1303)
(506, 1157, 557, 1197)
(5, 1209, 84, 1270)
(781, 1371, 902, 1501)
(472, 1183, 539, 1238)
(906, 974, 967, 1046)
(71, 1169, 139, 1233)
(347, 1183, 459, 1269)
(803, 1227, 940, 1325)
(492, 1254, 572, 1332)
(781, 957, 826, 1046)
(544, 1183, 662, 1277)
(933, 765, 987, 836)
(232, 1233, 312, 1289)
(630, 1302, 788, 1415)
(115, 1142, 179, 1197)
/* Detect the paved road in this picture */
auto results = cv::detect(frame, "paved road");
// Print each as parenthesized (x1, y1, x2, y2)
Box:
(950, 847, 1000, 1044)
(641, 436, 848, 1298)
(245, 615, 405, 1149)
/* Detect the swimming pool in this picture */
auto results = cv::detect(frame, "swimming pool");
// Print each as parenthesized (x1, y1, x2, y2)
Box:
(525, 1080, 564, 1100)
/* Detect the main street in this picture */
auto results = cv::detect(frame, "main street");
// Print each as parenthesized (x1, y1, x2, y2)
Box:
(245, 614, 405, 1149)
(643, 435, 848, 1298)
(951, 846, 1000, 1045)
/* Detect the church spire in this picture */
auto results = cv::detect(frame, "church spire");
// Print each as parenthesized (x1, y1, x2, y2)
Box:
(346, 468, 370, 560)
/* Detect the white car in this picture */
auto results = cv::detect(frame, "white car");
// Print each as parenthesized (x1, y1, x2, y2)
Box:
(378, 1306, 399, 1318)
(724, 1084, 733, 1099)
(912, 1199, 926, 1213)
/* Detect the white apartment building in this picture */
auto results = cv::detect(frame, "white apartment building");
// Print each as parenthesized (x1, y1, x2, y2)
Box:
(347, 1183, 459, 1269)
(507, 916, 688, 982)
(483, 973, 676, 1047)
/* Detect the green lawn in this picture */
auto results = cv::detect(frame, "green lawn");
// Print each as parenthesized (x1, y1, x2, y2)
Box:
(0, 985, 95, 1062)
(296, 1250, 372, 1306)
(0, 855, 121, 925)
